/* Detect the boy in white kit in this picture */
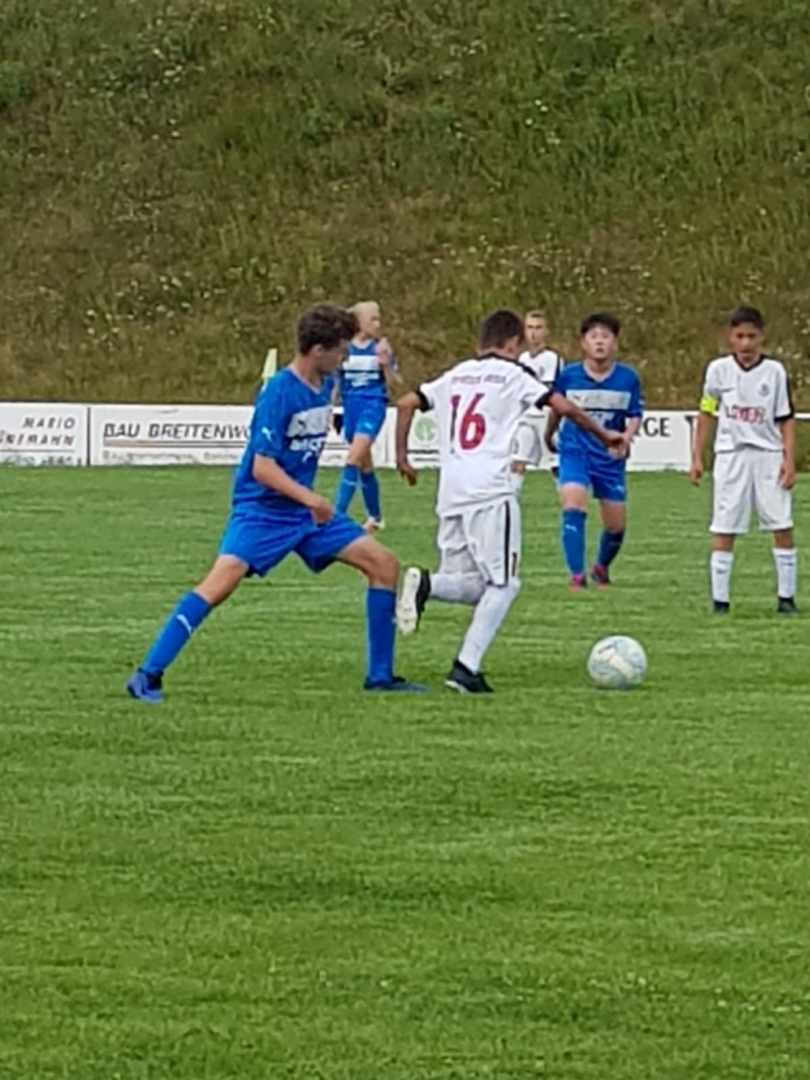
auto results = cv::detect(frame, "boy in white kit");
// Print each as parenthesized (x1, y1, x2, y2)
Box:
(394, 309, 623, 693)
(510, 311, 563, 491)
(690, 306, 798, 614)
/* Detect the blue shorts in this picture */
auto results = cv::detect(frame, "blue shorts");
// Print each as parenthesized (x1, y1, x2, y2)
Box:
(219, 510, 365, 577)
(558, 450, 627, 503)
(343, 397, 387, 443)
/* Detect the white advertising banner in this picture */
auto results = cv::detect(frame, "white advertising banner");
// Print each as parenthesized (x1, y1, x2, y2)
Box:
(90, 404, 252, 466)
(629, 412, 692, 471)
(0, 401, 696, 471)
(404, 408, 692, 471)
(406, 409, 440, 468)
(0, 402, 88, 466)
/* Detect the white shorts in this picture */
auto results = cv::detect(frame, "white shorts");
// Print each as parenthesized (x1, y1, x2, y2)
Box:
(438, 496, 522, 586)
(711, 447, 793, 534)
(514, 412, 557, 468)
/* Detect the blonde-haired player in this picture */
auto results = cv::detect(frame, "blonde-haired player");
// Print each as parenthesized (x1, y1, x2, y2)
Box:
(335, 301, 401, 530)
(511, 311, 563, 492)
(690, 306, 798, 614)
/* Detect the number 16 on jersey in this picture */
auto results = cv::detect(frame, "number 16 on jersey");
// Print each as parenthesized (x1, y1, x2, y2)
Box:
(449, 392, 487, 452)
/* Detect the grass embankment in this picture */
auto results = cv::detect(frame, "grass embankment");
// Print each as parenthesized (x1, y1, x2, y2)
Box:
(1, 0, 809, 403)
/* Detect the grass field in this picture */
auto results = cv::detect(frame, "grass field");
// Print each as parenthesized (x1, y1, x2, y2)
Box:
(1, 467, 809, 1079)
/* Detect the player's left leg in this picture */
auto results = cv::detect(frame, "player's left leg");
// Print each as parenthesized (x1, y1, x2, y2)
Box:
(753, 450, 798, 613)
(591, 461, 628, 587)
(335, 405, 362, 515)
(337, 402, 387, 528)
(297, 519, 427, 691)
(357, 401, 388, 528)
(772, 530, 798, 614)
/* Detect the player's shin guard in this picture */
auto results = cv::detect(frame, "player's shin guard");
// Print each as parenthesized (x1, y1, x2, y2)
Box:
(773, 548, 797, 601)
(365, 587, 396, 686)
(597, 529, 625, 570)
(360, 470, 382, 521)
(710, 551, 734, 605)
(336, 464, 360, 515)
(142, 591, 212, 676)
(458, 580, 521, 674)
(561, 509, 587, 576)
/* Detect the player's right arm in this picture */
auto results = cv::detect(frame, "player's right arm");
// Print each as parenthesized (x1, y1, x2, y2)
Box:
(395, 390, 424, 487)
(543, 407, 561, 453)
(545, 391, 624, 452)
(253, 456, 333, 522)
(541, 363, 564, 453)
(396, 375, 444, 486)
(690, 362, 720, 485)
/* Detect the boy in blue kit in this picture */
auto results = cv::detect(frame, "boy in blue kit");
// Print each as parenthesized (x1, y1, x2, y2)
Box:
(127, 303, 424, 704)
(335, 300, 402, 530)
(545, 313, 643, 589)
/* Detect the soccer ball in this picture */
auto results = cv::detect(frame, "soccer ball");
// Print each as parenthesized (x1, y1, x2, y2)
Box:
(587, 635, 647, 690)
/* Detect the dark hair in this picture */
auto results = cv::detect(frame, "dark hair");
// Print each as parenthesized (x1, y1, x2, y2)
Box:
(297, 304, 357, 353)
(479, 309, 524, 350)
(580, 312, 620, 337)
(728, 305, 764, 330)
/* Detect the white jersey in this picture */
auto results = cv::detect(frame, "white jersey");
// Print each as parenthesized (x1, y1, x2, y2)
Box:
(519, 349, 562, 418)
(420, 355, 551, 514)
(702, 354, 793, 454)
(519, 347, 562, 384)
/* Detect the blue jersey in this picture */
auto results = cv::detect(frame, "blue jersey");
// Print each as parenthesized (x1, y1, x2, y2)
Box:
(556, 361, 644, 461)
(231, 366, 334, 518)
(339, 338, 397, 402)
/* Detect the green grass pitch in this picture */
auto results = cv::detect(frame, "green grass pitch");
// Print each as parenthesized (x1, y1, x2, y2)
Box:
(1, 467, 809, 1080)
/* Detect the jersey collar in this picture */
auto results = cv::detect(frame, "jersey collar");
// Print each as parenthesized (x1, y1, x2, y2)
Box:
(582, 359, 617, 383)
(731, 352, 766, 371)
(477, 351, 518, 363)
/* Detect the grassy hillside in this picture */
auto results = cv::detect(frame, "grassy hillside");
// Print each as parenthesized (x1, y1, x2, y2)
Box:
(1, 0, 809, 404)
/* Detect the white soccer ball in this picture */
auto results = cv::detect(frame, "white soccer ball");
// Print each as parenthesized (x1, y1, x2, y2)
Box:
(587, 635, 647, 690)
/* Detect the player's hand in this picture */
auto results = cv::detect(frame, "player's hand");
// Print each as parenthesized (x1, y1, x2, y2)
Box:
(376, 337, 393, 368)
(397, 458, 418, 487)
(603, 430, 626, 458)
(306, 493, 335, 525)
(689, 459, 703, 485)
(780, 459, 797, 491)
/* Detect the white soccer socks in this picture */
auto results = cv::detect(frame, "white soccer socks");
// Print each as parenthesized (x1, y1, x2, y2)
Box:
(711, 547, 798, 607)
(458, 581, 521, 674)
(773, 548, 798, 601)
(710, 550, 734, 604)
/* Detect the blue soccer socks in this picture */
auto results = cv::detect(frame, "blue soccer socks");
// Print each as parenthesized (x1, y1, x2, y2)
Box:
(365, 586, 396, 687)
(561, 509, 587, 577)
(336, 464, 360, 515)
(142, 591, 212, 676)
(597, 529, 625, 571)
(360, 470, 382, 522)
